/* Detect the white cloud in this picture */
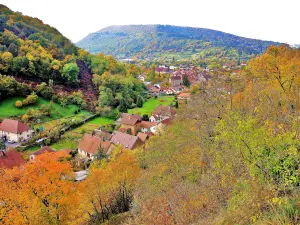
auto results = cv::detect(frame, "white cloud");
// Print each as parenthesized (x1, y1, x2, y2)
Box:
(1, 0, 299, 44)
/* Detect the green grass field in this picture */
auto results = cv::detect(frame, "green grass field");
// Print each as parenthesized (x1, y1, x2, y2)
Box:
(128, 96, 175, 115)
(0, 96, 88, 120)
(50, 116, 114, 150)
(86, 117, 114, 125)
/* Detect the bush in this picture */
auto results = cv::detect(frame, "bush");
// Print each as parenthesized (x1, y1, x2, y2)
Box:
(23, 92, 38, 106)
(15, 100, 23, 108)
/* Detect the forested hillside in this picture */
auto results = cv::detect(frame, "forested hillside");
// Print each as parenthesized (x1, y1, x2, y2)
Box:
(0, 4, 145, 112)
(77, 25, 282, 61)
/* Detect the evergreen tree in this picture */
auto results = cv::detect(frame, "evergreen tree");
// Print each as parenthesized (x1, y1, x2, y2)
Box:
(183, 75, 190, 87)
(118, 98, 128, 113)
(136, 95, 144, 108)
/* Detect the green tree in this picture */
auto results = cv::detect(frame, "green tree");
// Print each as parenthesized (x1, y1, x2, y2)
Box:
(136, 95, 144, 108)
(183, 75, 190, 87)
(118, 98, 128, 113)
(61, 63, 79, 83)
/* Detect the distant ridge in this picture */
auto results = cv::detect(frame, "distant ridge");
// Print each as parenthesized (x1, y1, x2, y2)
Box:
(77, 24, 283, 60)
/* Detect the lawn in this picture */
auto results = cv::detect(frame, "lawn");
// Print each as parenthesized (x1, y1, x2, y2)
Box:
(86, 117, 114, 125)
(50, 116, 114, 150)
(0, 96, 89, 121)
(128, 96, 175, 116)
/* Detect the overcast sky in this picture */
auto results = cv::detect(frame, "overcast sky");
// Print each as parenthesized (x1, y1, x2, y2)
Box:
(1, 0, 299, 44)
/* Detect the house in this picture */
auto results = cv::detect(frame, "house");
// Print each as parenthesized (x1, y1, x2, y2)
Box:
(169, 75, 182, 87)
(147, 85, 161, 97)
(140, 121, 159, 133)
(150, 105, 176, 122)
(0, 149, 26, 169)
(78, 134, 113, 160)
(119, 113, 142, 135)
(29, 146, 55, 161)
(177, 92, 191, 101)
(137, 132, 149, 143)
(110, 131, 141, 150)
(0, 119, 33, 143)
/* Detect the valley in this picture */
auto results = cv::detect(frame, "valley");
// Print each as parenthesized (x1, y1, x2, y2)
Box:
(0, 3, 299, 225)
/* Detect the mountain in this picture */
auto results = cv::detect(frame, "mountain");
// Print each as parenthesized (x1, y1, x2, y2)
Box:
(77, 25, 283, 61)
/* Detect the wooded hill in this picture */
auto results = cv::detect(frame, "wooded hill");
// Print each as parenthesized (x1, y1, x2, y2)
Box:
(77, 25, 282, 61)
(0, 5, 145, 112)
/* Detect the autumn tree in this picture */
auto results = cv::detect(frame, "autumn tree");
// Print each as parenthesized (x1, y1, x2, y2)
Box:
(78, 150, 141, 224)
(0, 152, 79, 225)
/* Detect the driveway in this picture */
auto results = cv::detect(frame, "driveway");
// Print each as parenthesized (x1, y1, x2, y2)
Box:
(5, 141, 20, 148)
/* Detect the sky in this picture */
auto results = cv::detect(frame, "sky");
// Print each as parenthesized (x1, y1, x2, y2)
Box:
(1, 0, 299, 45)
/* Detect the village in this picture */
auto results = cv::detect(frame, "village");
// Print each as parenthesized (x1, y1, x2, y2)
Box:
(0, 100, 178, 181)
(0, 60, 246, 181)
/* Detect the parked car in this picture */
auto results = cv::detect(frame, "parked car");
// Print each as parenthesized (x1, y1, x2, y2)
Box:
(7, 140, 16, 144)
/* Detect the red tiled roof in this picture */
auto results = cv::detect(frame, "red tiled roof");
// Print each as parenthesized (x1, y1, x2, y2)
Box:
(120, 113, 141, 126)
(170, 76, 182, 81)
(152, 105, 176, 118)
(140, 121, 158, 129)
(161, 118, 173, 125)
(78, 134, 111, 155)
(137, 132, 148, 142)
(32, 146, 55, 156)
(0, 119, 30, 134)
(110, 131, 139, 150)
(0, 150, 26, 169)
(177, 92, 191, 98)
(78, 134, 102, 155)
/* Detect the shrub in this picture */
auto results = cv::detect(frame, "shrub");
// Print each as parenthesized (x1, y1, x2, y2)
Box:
(15, 100, 23, 108)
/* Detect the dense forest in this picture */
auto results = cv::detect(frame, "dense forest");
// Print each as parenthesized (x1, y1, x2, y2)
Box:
(77, 25, 282, 61)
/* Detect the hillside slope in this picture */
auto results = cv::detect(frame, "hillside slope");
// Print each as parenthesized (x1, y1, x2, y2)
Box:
(77, 25, 282, 60)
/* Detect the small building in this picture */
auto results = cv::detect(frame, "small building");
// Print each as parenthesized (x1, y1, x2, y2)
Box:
(119, 113, 142, 135)
(150, 105, 177, 122)
(0, 149, 26, 169)
(177, 92, 191, 101)
(137, 132, 149, 143)
(140, 121, 159, 133)
(169, 75, 182, 87)
(0, 119, 33, 143)
(29, 146, 55, 161)
(110, 131, 141, 150)
(147, 85, 161, 97)
(78, 134, 113, 160)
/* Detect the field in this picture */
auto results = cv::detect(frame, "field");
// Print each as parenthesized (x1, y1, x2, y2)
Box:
(50, 116, 114, 150)
(128, 96, 175, 115)
(0, 96, 87, 121)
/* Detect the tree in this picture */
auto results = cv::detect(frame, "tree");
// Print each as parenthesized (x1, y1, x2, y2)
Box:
(61, 63, 79, 83)
(136, 95, 144, 108)
(0, 152, 79, 224)
(183, 75, 190, 87)
(174, 100, 179, 108)
(15, 100, 22, 108)
(78, 150, 140, 224)
(0, 51, 13, 72)
(0, 141, 5, 150)
(142, 114, 149, 121)
(7, 43, 18, 57)
(118, 98, 128, 113)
